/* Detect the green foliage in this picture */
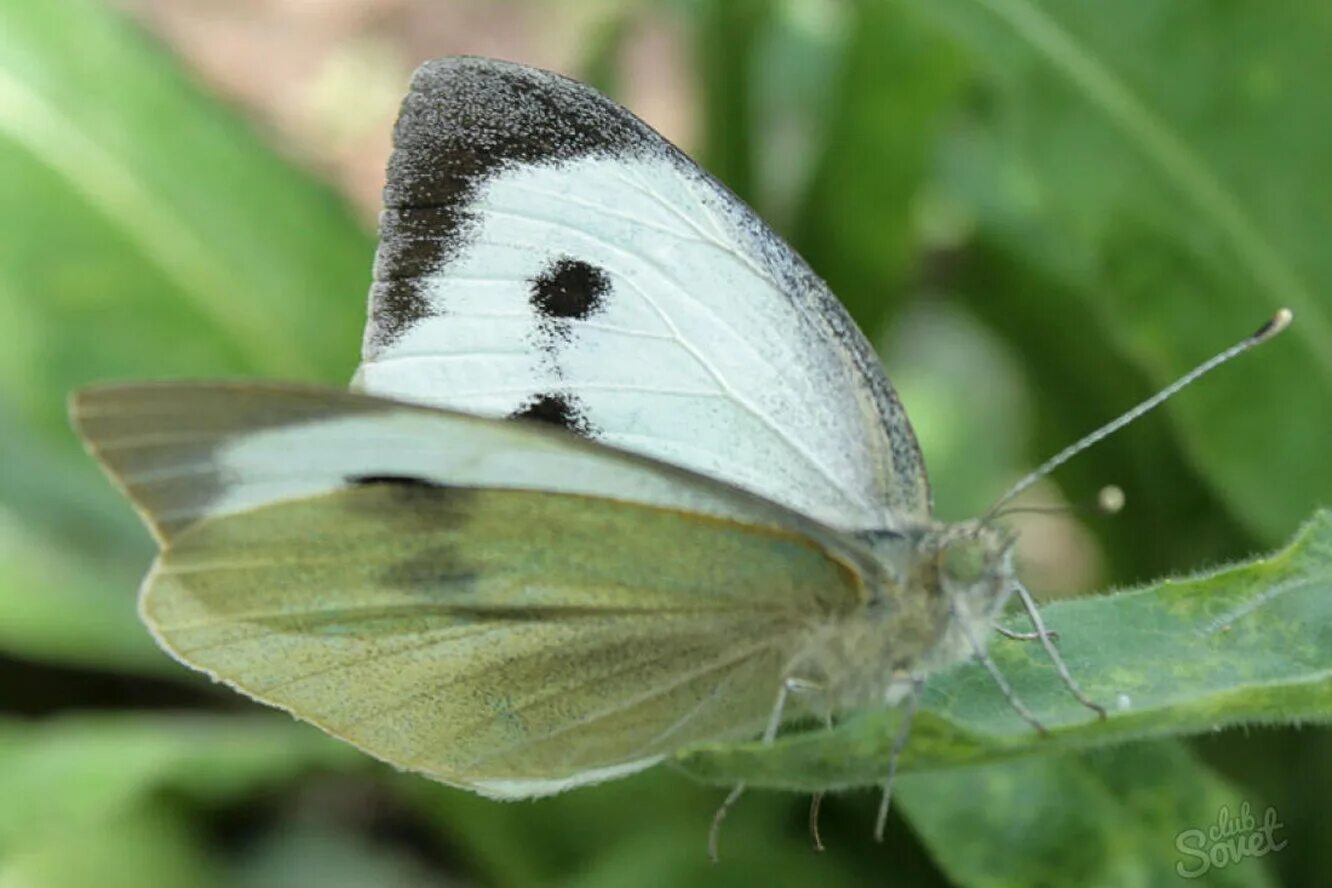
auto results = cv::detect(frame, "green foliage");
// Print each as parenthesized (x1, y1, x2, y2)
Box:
(0, 0, 373, 672)
(898, 744, 1279, 888)
(0, 715, 374, 888)
(1, 0, 1327, 885)
(903, 0, 1332, 546)
(0, 715, 359, 847)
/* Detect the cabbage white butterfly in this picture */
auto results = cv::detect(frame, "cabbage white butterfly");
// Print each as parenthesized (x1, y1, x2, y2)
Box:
(71, 57, 1291, 855)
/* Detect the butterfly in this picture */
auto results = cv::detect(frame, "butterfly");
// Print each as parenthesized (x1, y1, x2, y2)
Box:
(71, 56, 1289, 851)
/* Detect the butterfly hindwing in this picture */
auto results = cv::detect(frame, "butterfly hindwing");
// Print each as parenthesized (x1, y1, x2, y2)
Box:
(356, 57, 931, 531)
(144, 484, 866, 795)
(73, 382, 873, 793)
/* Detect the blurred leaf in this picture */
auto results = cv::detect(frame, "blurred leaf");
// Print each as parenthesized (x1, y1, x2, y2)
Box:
(678, 509, 1332, 788)
(577, 3, 637, 97)
(405, 767, 948, 888)
(899, 742, 1278, 888)
(883, 302, 1030, 523)
(0, 504, 162, 673)
(0, 0, 372, 671)
(0, 804, 215, 888)
(693, 0, 774, 200)
(0, 398, 164, 672)
(231, 821, 456, 888)
(0, 0, 371, 424)
(792, 1, 968, 327)
(902, 0, 1332, 542)
(1192, 724, 1332, 886)
(0, 714, 361, 849)
(949, 243, 1251, 582)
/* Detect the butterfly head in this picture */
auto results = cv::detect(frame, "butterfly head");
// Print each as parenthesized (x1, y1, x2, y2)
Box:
(930, 521, 1018, 655)
(854, 520, 1017, 680)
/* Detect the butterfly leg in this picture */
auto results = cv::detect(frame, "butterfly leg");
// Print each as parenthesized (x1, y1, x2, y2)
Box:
(809, 791, 826, 852)
(807, 691, 838, 853)
(952, 596, 1048, 735)
(1012, 581, 1105, 719)
(994, 624, 1058, 642)
(707, 783, 747, 864)
(708, 676, 820, 862)
(874, 674, 923, 842)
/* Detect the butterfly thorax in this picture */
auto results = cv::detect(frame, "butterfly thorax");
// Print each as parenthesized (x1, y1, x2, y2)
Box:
(795, 521, 1016, 712)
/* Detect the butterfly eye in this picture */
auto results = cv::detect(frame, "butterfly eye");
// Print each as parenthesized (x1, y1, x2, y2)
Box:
(940, 540, 989, 585)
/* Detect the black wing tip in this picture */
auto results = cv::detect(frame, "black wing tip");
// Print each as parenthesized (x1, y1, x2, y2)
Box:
(389, 54, 659, 162)
(406, 56, 587, 100)
(409, 55, 532, 84)
(372, 55, 668, 353)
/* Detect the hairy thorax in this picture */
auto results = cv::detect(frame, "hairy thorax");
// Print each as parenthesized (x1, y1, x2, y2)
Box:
(792, 521, 1016, 713)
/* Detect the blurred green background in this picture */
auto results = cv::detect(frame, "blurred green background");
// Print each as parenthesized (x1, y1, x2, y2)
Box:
(1, 0, 1328, 885)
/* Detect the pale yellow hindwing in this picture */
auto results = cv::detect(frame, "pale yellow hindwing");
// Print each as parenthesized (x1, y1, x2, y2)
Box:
(141, 482, 864, 796)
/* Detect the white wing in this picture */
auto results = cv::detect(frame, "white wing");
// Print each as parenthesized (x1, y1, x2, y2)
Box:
(355, 57, 930, 531)
(70, 381, 851, 551)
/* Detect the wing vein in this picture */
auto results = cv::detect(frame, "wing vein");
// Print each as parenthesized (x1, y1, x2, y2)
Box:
(460, 636, 780, 771)
(473, 211, 871, 514)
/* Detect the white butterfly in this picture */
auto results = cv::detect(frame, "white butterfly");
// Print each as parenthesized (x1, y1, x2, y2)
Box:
(72, 57, 1288, 851)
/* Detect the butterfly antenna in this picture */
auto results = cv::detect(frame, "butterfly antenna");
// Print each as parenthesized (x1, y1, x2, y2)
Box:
(986, 309, 1293, 519)
(992, 484, 1126, 520)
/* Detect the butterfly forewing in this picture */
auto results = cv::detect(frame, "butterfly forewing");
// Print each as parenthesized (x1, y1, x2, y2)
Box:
(357, 57, 930, 531)
(72, 382, 846, 546)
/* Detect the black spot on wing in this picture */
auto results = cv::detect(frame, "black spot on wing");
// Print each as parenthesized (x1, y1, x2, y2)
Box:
(509, 392, 595, 437)
(342, 476, 475, 533)
(366, 57, 669, 353)
(379, 543, 480, 593)
(347, 474, 444, 489)
(344, 479, 478, 593)
(529, 257, 611, 321)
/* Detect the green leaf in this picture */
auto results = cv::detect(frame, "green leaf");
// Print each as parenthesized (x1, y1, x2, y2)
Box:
(0, 0, 371, 423)
(1, 805, 216, 888)
(903, 0, 1332, 542)
(0, 713, 361, 850)
(677, 509, 1332, 789)
(404, 767, 943, 887)
(693, 0, 774, 201)
(0, 398, 166, 672)
(898, 743, 1279, 888)
(577, 3, 637, 97)
(792, 1, 968, 328)
(0, 503, 163, 673)
(948, 242, 1252, 581)
(0, 0, 372, 671)
(229, 821, 455, 888)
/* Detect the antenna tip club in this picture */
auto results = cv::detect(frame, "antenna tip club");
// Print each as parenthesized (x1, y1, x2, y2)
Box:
(1097, 484, 1125, 515)
(1253, 308, 1294, 342)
